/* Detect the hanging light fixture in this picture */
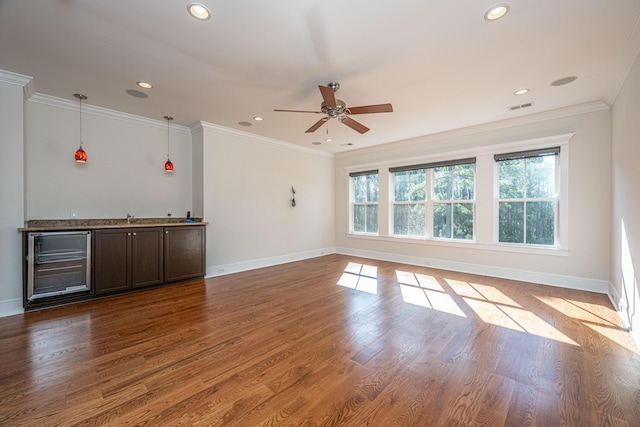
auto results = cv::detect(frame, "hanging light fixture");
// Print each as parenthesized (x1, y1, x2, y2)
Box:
(164, 115, 174, 172)
(74, 94, 88, 163)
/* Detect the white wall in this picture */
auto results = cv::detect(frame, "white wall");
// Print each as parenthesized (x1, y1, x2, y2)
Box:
(197, 123, 335, 276)
(0, 75, 27, 315)
(25, 96, 192, 220)
(611, 51, 640, 336)
(335, 105, 612, 292)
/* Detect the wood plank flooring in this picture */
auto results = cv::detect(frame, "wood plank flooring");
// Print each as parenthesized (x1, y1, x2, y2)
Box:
(1, 254, 639, 426)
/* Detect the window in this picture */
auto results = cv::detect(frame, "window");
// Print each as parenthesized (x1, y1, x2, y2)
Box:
(351, 170, 379, 234)
(390, 158, 475, 240)
(496, 147, 559, 245)
(433, 163, 475, 240)
(392, 169, 427, 237)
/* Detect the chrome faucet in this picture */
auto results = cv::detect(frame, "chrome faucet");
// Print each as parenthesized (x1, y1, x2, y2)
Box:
(126, 213, 134, 224)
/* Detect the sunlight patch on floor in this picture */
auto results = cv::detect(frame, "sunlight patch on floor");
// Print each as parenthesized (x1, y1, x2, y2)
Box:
(536, 295, 617, 326)
(463, 298, 578, 345)
(584, 323, 640, 354)
(397, 271, 466, 317)
(536, 295, 639, 353)
(338, 263, 378, 294)
(463, 298, 524, 332)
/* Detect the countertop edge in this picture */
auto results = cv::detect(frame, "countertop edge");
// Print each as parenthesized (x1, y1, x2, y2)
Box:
(19, 222, 208, 232)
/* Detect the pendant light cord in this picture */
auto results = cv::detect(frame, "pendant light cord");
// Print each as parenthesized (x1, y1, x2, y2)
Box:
(74, 94, 87, 148)
(164, 116, 173, 159)
(79, 97, 83, 147)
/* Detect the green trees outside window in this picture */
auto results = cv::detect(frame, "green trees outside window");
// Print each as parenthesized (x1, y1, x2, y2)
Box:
(433, 164, 475, 240)
(393, 169, 427, 237)
(352, 172, 379, 233)
(498, 155, 557, 245)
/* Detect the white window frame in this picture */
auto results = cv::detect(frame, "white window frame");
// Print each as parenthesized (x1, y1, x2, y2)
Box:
(492, 137, 570, 251)
(430, 163, 476, 241)
(344, 133, 572, 256)
(390, 168, 428, 238)
(350, 170, 379, 235)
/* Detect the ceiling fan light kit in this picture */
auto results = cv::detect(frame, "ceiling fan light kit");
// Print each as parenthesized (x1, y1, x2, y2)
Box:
(274, 82, 393, 136)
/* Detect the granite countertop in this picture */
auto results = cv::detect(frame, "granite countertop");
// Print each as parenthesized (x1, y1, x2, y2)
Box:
(18, 217, 207, 232)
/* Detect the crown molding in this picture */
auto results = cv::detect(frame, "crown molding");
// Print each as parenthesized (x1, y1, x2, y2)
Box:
(27, 93, 191, 134)
(336, 101, 609, 159)
(0, 69, 32, 86)
(193, 121, 334, 158)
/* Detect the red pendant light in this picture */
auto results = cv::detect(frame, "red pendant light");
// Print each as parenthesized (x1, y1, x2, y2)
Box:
(74, 94, 88, 163)
(74, 146, 87, 162)
(164, 115, 174, 172)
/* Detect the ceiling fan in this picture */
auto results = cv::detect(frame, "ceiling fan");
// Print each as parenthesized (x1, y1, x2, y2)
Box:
(274, 82, 393, 134)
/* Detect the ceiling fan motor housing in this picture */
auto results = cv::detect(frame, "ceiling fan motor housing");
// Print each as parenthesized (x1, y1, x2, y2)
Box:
(321, 99, 347, 117)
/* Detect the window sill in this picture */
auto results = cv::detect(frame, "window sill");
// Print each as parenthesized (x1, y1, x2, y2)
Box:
(346, 233, 568, 257)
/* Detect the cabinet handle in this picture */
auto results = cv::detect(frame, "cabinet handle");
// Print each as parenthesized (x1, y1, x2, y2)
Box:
(127, 233, 131, 236)
(133, 233, 136, 236)
(165, 231, 169, 234)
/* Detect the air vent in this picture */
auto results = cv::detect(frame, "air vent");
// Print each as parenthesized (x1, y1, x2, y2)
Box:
(509, 102, 534, 111)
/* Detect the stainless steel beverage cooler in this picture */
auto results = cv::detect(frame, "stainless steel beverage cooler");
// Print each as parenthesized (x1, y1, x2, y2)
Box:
(27, 231, 91, 302)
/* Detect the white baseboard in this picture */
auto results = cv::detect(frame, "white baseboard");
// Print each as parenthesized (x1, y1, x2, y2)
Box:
(335, 246, 610, 294)
(0, 298, 24, 318)
(206, 247, 336, 278)
(206, 246, 609, 295)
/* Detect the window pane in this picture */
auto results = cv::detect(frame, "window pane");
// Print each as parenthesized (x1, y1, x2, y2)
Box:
(409, 169, 427, 202)
(366, 205, 378, 233)
(367, 174, 379, 202)
(433, 203, 452, 238)
(433, 167, 452, 201)
(353, 205, 365, 232)
(499, 202, 524, 243)
(354, 174, 378, 202)
(394, 172, 409, 202)
(393, 205, 408, 235)
(453, 164, 475, 200)
(409, 204, 426, 236)
(453, 203, 474, 240)
(526, 157, 555, 198)
(499, 159, 525, 199)
(354, 176, 366, 203)
(526, 201, 555, 245)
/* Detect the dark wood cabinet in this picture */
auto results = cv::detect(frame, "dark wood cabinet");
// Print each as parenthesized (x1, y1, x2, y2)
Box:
(93, 227, 164, 296)
(164, 226, 205, 283)
(93, 229, 129, 295)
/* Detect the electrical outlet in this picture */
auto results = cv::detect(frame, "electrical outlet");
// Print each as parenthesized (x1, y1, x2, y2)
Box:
(70, 210, 78, 219)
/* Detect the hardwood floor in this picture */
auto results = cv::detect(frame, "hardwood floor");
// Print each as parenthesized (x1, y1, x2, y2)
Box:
(1, 254, 639, 426)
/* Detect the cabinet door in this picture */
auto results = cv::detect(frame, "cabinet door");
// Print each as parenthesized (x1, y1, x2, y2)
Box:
(164, 226, 205, 283)
(131, 227, 164, 288)
(93, 229, 130, 295)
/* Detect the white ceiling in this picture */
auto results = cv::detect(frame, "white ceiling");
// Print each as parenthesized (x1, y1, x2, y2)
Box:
(1, 0, 639, 153)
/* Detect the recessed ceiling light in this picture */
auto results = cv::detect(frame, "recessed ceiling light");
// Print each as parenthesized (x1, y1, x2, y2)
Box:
(514, 88, 529, 95)
(484, 4, 510, 21)
(311, 142, 322, 145)
(253, 116, 263, 121)
(238, 121, 252, 127)
(325, 138, 333, 142)
(136, 81, 152, 89)
(551, 76, 578, 86)
(187, 3, 211, 20)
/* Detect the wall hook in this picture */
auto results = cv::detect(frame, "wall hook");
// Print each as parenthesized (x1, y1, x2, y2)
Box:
(291, 186, 296, 207)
